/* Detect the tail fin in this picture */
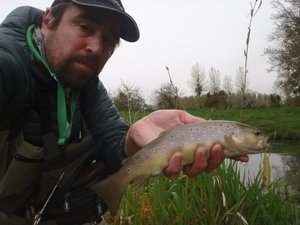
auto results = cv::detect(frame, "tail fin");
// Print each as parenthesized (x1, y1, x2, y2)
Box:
(90, 175, 127, 216)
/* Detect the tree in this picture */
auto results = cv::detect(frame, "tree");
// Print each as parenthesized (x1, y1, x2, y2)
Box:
(235, 66, 249, 94)
(208, 67, 221, 94)
(189, 63, 206, 96)
(204, 91, 228, 109)
(265, 0, 300, 96)
(223, 75, 234, 94)
(112, 81, 146, 112)
(152, 83, 178, 109)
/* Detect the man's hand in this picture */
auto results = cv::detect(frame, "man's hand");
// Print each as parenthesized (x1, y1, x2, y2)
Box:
(125, 110, 249, 178)
(164, 144, 248, 178)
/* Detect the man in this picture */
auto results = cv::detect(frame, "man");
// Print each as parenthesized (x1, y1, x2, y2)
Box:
(0, 0, 248, 224)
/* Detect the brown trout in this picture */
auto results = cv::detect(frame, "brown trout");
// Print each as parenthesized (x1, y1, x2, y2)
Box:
(91, 120, 270, 215)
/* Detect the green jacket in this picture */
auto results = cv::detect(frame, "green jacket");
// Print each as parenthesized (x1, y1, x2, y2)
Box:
(0, 6, 129, 173)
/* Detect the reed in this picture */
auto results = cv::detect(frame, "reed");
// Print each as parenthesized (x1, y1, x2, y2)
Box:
(104, 161, 299, 225)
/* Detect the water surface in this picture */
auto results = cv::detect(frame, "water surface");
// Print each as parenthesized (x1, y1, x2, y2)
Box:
(231, 141, 300, 204)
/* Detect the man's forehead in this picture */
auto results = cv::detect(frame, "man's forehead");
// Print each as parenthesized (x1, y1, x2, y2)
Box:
(66, 5, 120, 31)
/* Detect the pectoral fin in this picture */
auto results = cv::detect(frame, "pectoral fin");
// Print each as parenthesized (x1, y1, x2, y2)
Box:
(224, 135, 238, 152)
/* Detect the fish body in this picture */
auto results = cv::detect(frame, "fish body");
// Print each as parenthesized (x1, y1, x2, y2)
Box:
(91, 120, 270, 215)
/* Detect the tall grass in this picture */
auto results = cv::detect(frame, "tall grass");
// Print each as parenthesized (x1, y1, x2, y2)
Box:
(104, 161, 299, 225)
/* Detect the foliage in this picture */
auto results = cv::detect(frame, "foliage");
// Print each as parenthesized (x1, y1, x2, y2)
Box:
(105, 162, 299, 225)
(284, 95, 300, 107)
(111, 81, 146, 112)
(180, 91, 281, 110)
(204, 91, 228, 109)
(265, 0, 300, 96)
(152, 82, 182, 110)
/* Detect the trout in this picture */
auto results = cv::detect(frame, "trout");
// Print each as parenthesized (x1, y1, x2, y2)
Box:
(91, 120, 270, 215)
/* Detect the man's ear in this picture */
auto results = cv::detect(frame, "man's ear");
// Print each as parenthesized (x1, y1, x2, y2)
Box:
(41, 8, 53, 32)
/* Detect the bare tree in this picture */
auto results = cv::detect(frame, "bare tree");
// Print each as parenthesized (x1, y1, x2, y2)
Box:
(189, 63, 206, 96)
(265, 0, 300, 96)
(235, 66, 249, 94)
(208, 67, 221, 94)
(223, 75, 234, 94)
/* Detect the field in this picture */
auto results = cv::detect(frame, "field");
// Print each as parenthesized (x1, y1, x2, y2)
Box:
(120, 107, 300, 140)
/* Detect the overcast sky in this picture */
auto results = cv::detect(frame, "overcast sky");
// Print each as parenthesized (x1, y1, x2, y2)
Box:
(0, 0, 277, 99)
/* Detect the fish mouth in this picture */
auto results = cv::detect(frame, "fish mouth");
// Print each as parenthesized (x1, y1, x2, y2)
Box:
(241, 137, 270, 154)
(252, 137, 270, 153)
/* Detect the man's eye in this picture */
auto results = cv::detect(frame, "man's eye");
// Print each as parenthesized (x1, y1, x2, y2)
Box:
(79, 24, 90, 32)
(104, 38, 113, 46)
(103, 37, 116, 48)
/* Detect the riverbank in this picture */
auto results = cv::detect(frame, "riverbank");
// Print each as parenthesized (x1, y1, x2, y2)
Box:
(189, 107, 300, 140)
(120, 107, 300, 140)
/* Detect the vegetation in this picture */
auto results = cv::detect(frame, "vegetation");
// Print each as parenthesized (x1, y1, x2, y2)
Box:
(104, 162, 299, 225)
(265, 0, 300, 97)
(105, 1, 300, 224)
(120, 107, 300, 140)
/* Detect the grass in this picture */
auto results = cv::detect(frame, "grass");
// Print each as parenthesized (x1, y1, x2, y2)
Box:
(110, 107, 300, 224)
(119, 107, 300, 140)
(104, 162, 299, 225)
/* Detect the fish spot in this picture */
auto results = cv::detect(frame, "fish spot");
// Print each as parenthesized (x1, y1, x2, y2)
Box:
(133, 159, 140, 168)
(190, 134, 195, 140)
(212, 135, 216, 139)
(203, 131, 207, 136)
(217, 129, 222, 134)
(126, 167, 131, 173)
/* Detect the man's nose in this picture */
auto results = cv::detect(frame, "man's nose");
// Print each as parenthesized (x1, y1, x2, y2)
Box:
(86, 35, 103, 56)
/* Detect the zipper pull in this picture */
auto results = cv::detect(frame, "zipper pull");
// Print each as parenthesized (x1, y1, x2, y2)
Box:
(64, 193, 71, 212)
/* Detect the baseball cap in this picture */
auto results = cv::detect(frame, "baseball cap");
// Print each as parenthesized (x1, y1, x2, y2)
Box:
(51, 0, 139, 42)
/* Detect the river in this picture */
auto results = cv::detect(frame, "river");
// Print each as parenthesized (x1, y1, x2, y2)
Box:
(229, 141, 300, 205)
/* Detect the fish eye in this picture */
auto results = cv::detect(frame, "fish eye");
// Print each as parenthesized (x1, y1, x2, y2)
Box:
(254, 131, 262, 136)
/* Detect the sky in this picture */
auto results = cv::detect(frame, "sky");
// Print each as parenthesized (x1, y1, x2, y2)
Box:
(0, 0, 277, 100)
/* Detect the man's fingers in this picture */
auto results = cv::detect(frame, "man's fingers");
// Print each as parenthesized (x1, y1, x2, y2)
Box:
(163, 152, 182, 177)
(231, 155, 249, 162)
(183, 147, 208, 178)
(205, 144, 224, 172)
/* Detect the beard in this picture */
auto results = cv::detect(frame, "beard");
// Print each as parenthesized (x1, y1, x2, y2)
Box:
(55, 54, 101, 89)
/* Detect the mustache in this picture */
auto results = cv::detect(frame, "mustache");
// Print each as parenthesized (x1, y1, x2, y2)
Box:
(69, 54, 100, 72)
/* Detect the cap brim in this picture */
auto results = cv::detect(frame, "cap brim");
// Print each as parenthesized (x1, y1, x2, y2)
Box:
(71, 0, 139, 42)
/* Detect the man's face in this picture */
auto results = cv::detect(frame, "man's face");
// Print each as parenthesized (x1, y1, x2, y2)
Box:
(41, 4, 120, 89)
